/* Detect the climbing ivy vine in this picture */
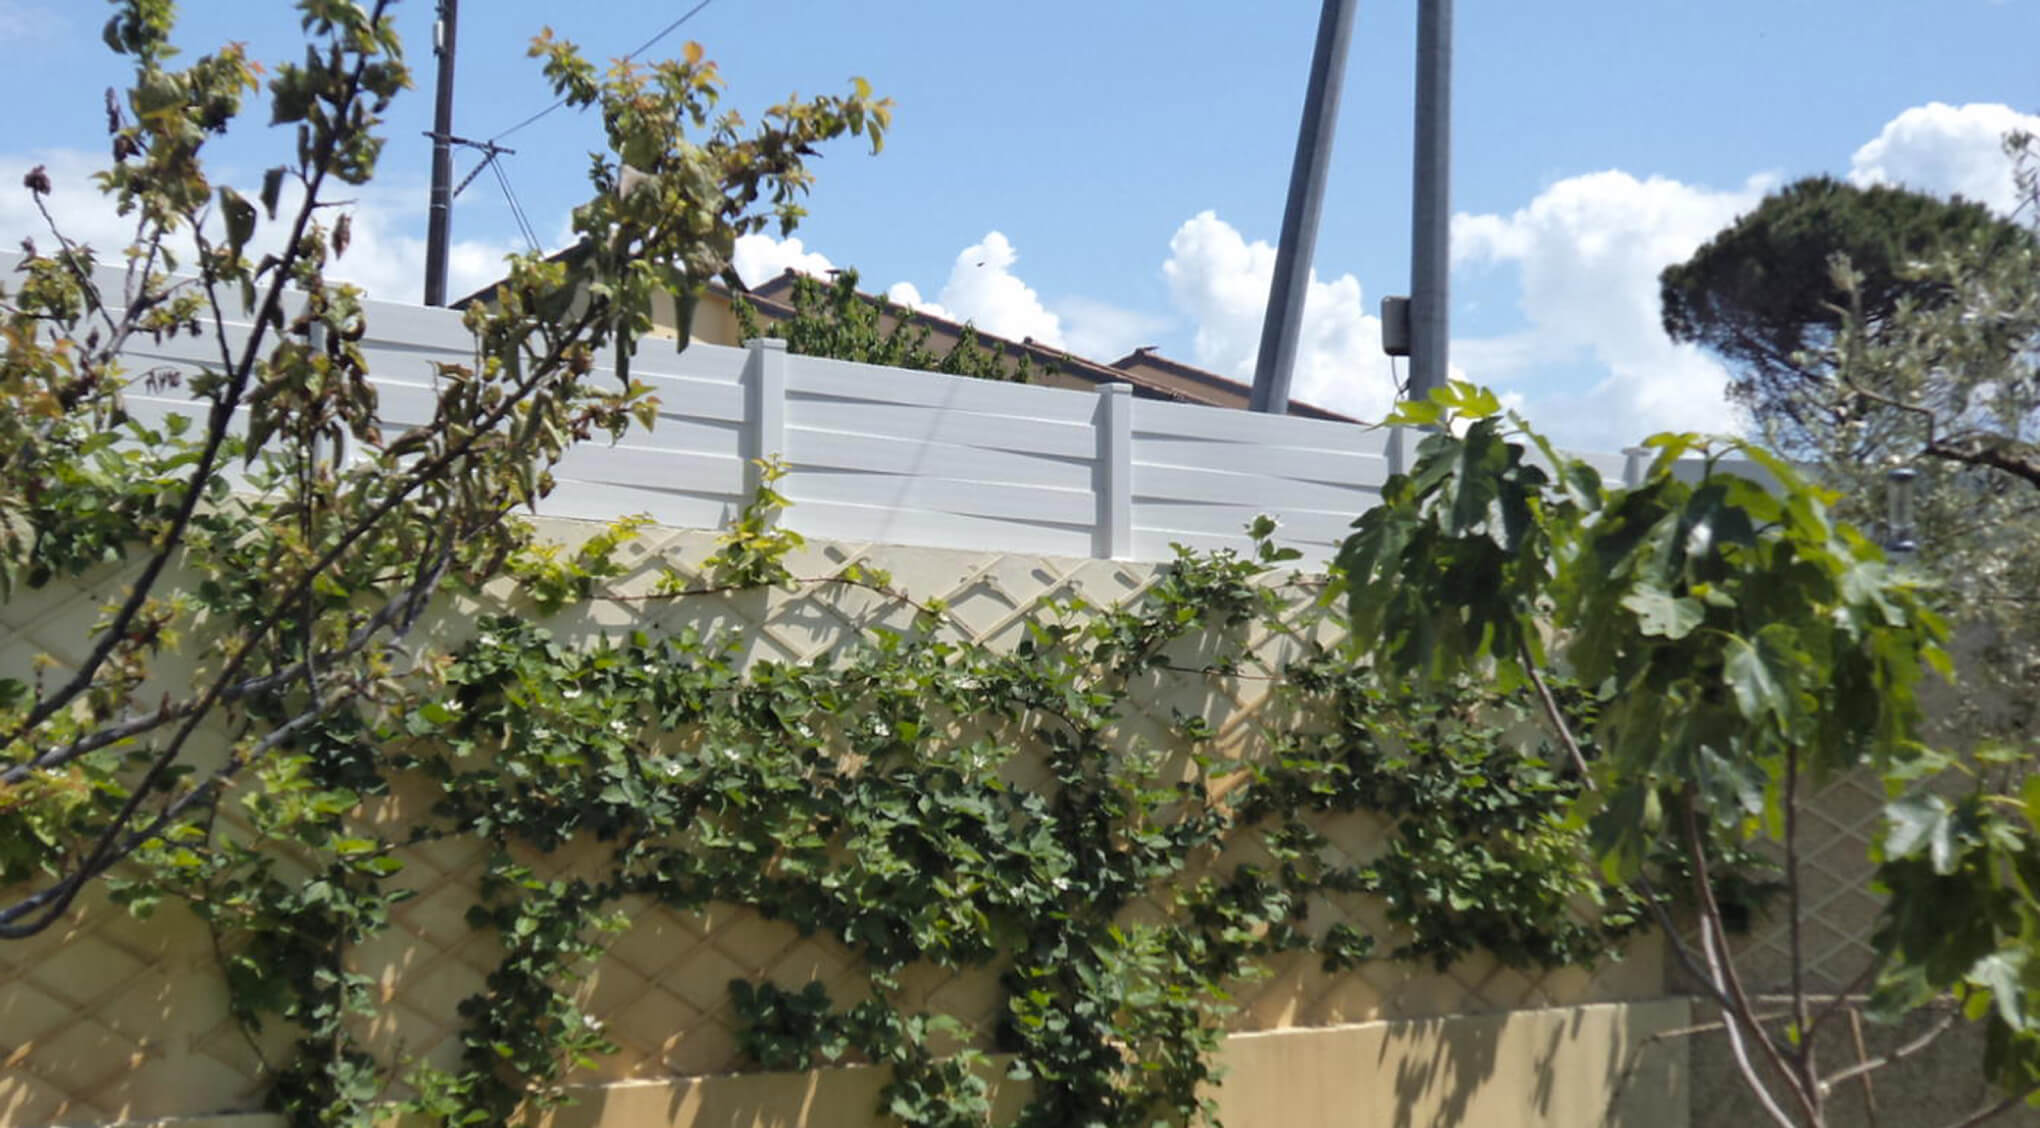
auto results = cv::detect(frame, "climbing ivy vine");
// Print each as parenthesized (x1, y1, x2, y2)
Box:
(94, 496, 1643, 1128)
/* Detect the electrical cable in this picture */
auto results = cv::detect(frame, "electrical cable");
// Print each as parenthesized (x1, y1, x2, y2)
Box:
(489, 157, 543, 252)
(487, 0, 720, 144)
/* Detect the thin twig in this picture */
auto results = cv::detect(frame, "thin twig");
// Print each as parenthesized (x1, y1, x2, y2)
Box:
(1784, 742, 1818, 1104)
(1848, 1006, 1880, 1128)
(1806, 957, 1887, 1045)
(1517, 637, 1596, 790)
(1684, 793, 1814, 1127)
(1938, 1087, 2040, 1128)
(1820, 1010, 1957, 1093)
(1632, 871, 1738, 1017)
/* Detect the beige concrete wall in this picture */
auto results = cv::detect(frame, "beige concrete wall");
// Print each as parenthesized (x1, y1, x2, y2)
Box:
(5, 1002, 1690, 1128)
(2, 523, 1663, 1127)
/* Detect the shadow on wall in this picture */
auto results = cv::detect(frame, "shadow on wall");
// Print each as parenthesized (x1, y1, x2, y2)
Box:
(1214, 1000, 1690, 1128)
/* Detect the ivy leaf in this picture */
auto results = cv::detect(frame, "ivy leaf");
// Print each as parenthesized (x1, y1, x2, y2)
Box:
(1620, 585, 1704, 639)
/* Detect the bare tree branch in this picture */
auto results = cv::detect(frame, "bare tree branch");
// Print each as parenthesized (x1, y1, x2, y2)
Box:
(1819, 1010, 1958, 1094)
(1684, 793, 1817, 1127)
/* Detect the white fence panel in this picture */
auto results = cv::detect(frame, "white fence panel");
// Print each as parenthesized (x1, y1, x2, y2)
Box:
(5, 251, 1786, 568)
(776, 351, 1115, 557)
(1126, 398, 1391, 562)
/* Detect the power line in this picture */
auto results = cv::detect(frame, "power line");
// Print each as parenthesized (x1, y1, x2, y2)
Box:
(488, 156, 543, 253)
(487, 0, 721, 144)
(622, 0, 720, 61)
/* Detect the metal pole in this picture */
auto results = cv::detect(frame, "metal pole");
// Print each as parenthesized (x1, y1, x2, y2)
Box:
(1407, 0, 1453, 399)
(423, 0, 459, 307)
(1249, 0, 1360, 415)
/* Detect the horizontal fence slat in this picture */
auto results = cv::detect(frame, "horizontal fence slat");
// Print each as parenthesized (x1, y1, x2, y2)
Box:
(649, 378, 748, 425)
(788, 354, 1101, 424)
(1133, 398, 1388, 453)
(784, 468, 1095, 526)
(1135, 500, 1366, 544)
(787, 426, 1096, 492)
(537, 479, 739, 530)
(631, 340, 749, 384)
(783, 500, 1097, 559)
(784, 396, 1097, 459)
(1134, 463, 1382, 514)
(1133, 437, 1389, 487)
(1134, 526, 1338, 562)
(630, 416, 743, 460)
(554, 442, 747, 496)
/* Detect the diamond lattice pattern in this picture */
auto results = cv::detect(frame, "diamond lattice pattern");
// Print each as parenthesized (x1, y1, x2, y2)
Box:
(1, 523, 1662, 1126)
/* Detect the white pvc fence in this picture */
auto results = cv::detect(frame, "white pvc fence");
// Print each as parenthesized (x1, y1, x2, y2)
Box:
(18, 254, 1758, 565)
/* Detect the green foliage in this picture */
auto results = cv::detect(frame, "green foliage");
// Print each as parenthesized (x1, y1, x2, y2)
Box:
(1, 0, 886, 945)
(703, 457, 806, 587)
(1659, 174, 2033, 456)
(504, 514, 651, 614)
(732, 268, 1047, 383)
(1662, 169, 2040, 752)
(1338, 381, 2040, 1124)
(77, 488, 1637, 1128)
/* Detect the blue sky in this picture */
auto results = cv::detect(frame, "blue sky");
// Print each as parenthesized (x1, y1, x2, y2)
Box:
(2, 0, 2036, 449)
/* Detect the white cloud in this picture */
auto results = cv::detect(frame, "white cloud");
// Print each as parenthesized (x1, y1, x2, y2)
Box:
(0, 148, 516, 305)
(882, 280, 954, 321)
(1451, 170, 1771, 448)
(1053, 296, 1171, 363)
(1442, 102, 2040, 451)
(731, 232, 833, 289)
(1849, 102, 2040, 214)
(737, 229, 1164, 364)
(922, 231, 1063, 346)
(1159, 210, 1400, 422)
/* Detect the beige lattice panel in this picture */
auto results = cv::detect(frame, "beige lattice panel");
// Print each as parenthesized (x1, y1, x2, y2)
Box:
(1701, 770, 1909, 997)
(1, 521, 1657, 1126)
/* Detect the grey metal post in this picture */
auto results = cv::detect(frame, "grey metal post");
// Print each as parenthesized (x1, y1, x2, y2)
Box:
(1249, 0, 1360, 415)
(423, 0, 459, 307)
(1406, 0, 1453, 398)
